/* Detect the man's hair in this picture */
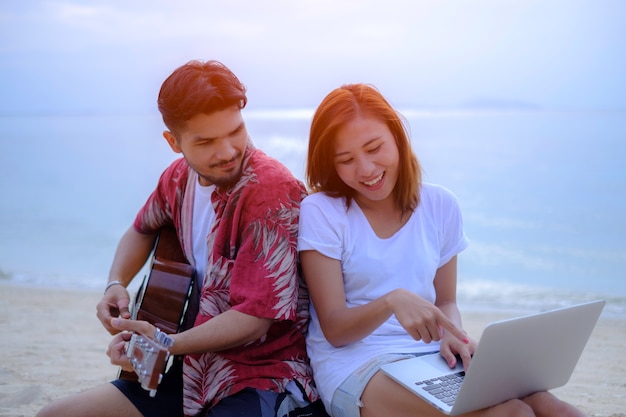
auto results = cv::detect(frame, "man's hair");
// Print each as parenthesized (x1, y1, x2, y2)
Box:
(158, 60, 247, 135)
(306, 83, 421, 213)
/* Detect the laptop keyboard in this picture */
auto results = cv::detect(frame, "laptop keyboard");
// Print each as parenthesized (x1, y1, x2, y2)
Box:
(415, 371, 465, 406)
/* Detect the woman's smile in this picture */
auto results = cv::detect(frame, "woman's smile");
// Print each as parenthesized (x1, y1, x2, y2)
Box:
(361, 172, 385, 188)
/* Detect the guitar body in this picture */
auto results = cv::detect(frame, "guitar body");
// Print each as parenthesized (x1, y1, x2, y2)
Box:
(120, 226, 195, 383)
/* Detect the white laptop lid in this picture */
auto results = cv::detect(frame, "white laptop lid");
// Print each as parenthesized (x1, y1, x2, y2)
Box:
(381, 300, 605, 415)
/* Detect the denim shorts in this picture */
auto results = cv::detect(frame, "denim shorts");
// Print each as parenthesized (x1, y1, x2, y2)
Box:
(330, 352, 437, 417)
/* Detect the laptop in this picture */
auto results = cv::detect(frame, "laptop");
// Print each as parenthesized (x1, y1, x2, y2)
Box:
(380, 299, 605, 415)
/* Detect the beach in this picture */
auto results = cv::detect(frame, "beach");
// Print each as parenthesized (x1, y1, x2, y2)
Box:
(0, 284, 624, 416)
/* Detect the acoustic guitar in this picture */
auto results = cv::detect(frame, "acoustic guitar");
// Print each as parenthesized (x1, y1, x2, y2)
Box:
(120, 226, 195, 396)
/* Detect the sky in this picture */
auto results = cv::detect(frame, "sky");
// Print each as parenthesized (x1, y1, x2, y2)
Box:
(1, 0, 625, 115)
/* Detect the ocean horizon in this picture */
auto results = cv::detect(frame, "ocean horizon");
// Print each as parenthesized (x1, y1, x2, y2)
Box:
(1, 108, 624, 317)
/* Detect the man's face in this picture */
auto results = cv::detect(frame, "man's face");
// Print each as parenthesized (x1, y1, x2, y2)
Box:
(164, 106, 249, 187)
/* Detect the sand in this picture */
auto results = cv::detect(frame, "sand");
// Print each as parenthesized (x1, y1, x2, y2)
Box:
(0, 284, 624, 417)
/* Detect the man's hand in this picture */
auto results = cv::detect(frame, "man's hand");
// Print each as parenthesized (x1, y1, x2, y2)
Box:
(107, 318, 159, 370)
(107, 331, 133, 371)
(96, 285, 131, 334)
(108, 317, 160, 370)
(111, 317, 157, 338)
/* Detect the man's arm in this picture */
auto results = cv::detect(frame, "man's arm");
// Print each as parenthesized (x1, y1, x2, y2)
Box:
(171, 309, 272, 354)
(96, 226, 157, 334)
(111, 310, 272, 358)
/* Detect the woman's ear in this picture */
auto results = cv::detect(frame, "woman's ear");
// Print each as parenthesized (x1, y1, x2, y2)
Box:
(163, 131, 182, 153)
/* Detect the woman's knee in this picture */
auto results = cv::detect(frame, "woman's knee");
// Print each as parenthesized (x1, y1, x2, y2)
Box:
(494, 398, 535, 417)
(523, 391, 586, 417)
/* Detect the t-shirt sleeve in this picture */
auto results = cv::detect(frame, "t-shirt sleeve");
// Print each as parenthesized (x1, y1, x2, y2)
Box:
(297, 194, 344, 261)
(437, 186, 470, 267)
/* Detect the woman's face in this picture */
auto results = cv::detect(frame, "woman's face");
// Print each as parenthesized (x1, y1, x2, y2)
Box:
(333, 115, 400, 206)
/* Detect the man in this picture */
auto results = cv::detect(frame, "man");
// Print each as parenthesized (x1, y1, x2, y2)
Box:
(37, 60, 322, 417)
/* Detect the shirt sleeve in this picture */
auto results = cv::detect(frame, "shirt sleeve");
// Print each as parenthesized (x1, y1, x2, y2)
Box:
(435, 185, 470, 267)
(297, 194, 345, 261)
(133, 158, 188, 234)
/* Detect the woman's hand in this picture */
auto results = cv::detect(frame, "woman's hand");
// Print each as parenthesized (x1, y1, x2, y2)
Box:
(388, 289, 469, 345)
(439, 329, 476, 371)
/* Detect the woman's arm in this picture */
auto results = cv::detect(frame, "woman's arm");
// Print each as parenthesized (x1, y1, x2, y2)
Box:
(301, 250, 469, 347)
(434, 256, 476, 369)
(301, 250, 390, 346)
(434, 256, 463, 327)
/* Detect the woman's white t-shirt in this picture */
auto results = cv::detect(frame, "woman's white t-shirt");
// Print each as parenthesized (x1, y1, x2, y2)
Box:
(297, 183, 469, 409)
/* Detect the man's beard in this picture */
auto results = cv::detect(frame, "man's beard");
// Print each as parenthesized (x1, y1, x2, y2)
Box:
(199, 163, 242, 188)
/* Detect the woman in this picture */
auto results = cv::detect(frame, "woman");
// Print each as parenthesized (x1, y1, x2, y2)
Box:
(297, 83, 587, 417)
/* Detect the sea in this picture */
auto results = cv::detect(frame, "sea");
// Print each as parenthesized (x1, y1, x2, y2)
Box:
(1, 108, 625, 317)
